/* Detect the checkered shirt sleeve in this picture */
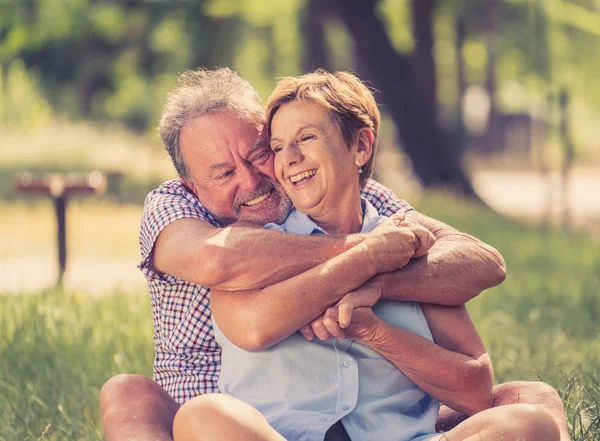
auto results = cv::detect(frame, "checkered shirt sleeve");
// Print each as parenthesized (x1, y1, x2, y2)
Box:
(139, 179, 218, 281)
(138, 179, 221, 403)
(361, 179, 413, 216)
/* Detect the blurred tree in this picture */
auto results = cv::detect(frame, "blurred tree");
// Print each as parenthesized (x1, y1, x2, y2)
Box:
(326, 0, 476, 193)
(301, 0, 331, 72)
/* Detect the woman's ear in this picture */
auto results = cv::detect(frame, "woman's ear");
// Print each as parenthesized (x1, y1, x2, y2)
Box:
(354, 128, 375, 167)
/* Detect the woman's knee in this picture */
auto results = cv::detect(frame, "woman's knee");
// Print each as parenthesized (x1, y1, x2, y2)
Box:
(505, 404, 561, 441)
(174, 394, 269, 440)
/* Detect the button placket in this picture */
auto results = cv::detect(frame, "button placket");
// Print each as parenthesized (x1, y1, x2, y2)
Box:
(336, 356, 358, 416)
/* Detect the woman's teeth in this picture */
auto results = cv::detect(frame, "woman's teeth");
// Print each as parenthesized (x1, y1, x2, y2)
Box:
(290, 169, 317, 185)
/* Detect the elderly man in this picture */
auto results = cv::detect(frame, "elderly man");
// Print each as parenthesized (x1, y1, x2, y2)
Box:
(100, 68, 569, 441)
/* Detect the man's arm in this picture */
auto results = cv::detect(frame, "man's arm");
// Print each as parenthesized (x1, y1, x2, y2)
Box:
(370, 211, 507, 305)
(210, 219, 422, 352)
(344, 304, 494, 416)
(153, 218, 364, 290)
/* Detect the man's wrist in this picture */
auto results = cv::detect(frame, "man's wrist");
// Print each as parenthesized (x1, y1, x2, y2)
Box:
(370, 273, 406, 301)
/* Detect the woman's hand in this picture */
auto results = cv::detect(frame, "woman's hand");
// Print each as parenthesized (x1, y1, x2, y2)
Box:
(329, 306, 380, 342)
(298, 283, 382, 340)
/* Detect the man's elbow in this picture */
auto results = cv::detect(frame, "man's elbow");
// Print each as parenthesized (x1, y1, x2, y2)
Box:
(472, 246, 507, 295)
(486, 250, 507, 289)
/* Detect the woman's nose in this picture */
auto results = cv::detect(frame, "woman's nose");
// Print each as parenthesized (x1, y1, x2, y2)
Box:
(281, 143, 304, 167)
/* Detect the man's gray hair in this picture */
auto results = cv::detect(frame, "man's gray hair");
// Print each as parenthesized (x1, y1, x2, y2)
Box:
(159, 67, 265, 179)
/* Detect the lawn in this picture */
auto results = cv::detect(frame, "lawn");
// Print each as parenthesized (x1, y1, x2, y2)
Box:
(1, 194, 599, 440)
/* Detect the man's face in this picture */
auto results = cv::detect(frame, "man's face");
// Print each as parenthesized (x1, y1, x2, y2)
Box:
(180, 112, 292, 226)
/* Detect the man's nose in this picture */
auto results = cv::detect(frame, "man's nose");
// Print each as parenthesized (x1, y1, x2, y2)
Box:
(239, 164, 262, 190)
(281, 143, 304, 167)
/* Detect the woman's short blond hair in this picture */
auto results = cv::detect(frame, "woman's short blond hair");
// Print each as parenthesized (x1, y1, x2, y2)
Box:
(265, 70, 380, 188)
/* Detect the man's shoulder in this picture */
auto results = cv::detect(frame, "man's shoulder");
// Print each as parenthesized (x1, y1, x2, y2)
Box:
(143, 178, 216, 224)
(361, 179, 413, 216)
(145, 178, 195, 204)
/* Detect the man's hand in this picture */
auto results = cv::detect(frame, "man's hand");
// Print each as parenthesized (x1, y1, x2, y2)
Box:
(298, 283, 382, 341)
(363, 213, 436, 274)
(399, 214, 436, 258)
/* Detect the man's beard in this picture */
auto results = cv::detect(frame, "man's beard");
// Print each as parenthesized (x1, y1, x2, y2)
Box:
(211, 179, 293, 227)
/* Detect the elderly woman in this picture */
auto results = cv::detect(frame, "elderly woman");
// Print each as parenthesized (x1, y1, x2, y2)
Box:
(173, 71, 560, 441)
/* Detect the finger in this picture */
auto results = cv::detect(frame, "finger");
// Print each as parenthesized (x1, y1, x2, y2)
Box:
(326, 306, 339, 321)
(338, 303, 354, 329)
(400, 220, 433, 257)
(412, 226, 435, 257)
(323, 310, 346, 339)
(299, 324, 315, 341)
(311, 318, 333, 341)
(390, 212, 406, 226)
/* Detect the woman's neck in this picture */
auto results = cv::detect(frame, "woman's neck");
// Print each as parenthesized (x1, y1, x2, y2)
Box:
(310, 191, 364, 235)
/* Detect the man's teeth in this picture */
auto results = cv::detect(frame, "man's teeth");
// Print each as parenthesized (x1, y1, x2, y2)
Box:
(244, 192, 270, 206)
(290, 169, 317, 184)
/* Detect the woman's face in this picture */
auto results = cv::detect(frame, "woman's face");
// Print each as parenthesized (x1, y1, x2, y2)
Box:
(269, 100, 362, 217)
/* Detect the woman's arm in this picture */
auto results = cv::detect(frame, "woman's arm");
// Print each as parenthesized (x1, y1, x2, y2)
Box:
(342, 304, 494, 416)
(211, 220, 422, 352)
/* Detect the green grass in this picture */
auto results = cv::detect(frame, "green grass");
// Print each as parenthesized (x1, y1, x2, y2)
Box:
(1, 194, 599, 440)
(0, 290, 154, 441)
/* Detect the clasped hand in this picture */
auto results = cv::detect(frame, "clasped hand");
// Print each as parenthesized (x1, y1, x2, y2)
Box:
(299, 213, 435, 341)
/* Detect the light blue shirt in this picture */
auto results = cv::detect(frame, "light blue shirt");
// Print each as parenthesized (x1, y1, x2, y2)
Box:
(212, 199, 440, 441)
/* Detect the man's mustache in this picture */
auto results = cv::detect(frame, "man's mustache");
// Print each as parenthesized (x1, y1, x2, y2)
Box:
(234, 180, 279, 209)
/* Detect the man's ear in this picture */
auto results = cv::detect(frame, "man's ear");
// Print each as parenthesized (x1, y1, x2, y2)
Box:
(182, 177, 198, 195)
(354, 128, 375, 168)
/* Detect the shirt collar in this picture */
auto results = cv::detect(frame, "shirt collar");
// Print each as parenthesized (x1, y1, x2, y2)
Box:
(280, 198, 380, 235)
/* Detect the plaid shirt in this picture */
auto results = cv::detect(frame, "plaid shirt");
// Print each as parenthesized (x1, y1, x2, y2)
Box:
(139, 178, 413, 404)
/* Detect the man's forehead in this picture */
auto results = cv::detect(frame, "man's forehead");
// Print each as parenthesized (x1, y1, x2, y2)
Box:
(185, 113, 264, 151)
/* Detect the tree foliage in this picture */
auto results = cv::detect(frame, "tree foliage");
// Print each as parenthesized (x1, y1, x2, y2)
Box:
(1, 0, 598, 186)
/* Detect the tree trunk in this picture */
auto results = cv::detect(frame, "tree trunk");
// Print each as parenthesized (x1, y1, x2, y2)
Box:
(302, 0, 332, 72)
(328, 0, 475, 194)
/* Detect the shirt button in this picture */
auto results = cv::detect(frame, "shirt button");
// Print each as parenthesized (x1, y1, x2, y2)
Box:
(342, 405, 350, 411)
(343, 360, 352, 368)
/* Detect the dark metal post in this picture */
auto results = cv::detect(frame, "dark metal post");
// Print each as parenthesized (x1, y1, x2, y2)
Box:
(54, 194, 67, 286)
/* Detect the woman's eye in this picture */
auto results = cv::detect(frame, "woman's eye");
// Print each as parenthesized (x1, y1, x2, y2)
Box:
(271, 146, 283, 153)
(300, 135, 314, 142)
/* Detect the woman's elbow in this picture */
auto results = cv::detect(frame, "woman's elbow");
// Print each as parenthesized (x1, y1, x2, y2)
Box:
(229, 327, 276, 353)
(462, 360, 494, 415)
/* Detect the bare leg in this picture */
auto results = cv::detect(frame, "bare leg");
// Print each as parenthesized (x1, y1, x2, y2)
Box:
(436, 381, 570, 441)
(173, 394, 286, 441)
(441, 403, 560, 441)
(100, 374, 179, 441)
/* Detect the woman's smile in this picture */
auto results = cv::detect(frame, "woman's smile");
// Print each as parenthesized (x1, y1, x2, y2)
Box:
(270, 100, 361, 225)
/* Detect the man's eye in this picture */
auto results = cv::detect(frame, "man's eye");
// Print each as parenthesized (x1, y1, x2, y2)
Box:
(252, 151, 270, 162)
(217, 171, 234, 179)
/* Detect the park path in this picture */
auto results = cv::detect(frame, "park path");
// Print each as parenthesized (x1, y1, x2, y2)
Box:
(0, 257, 146, 296)
(472, 168, 600, 230)
(2, 168, 598, 296)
